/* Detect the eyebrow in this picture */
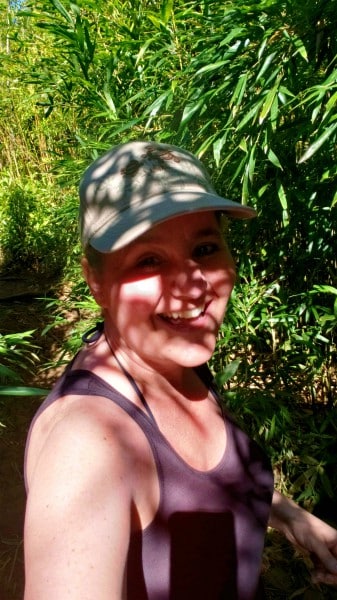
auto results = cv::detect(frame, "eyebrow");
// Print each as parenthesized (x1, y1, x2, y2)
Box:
(194, 227, 222, 238)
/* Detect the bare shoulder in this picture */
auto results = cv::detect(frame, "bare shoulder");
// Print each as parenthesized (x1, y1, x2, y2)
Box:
(24, 392, 156, 599)
(26, 390, 152, 494)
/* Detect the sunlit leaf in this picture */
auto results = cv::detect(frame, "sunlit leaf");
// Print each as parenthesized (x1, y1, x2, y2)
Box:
(292, 35, 308, 61)
(313, 284, 337, 295)
(136, 38, 155, 66)
(247, 143, 256, 183)
(180, 96, 206, 128)
(213, 135, 226, 167)
(298, 122, 337, 163)
(195, 60, 228, 76)
(0, 386, 49, 396)
(276, 179, 289, 225)
(229, 73, 248, 110)
(50, 0, 73, 23)
(259, 83, 279, 124)
(215, 359, 241, 386)
(236, 100, 263, 130)
(161, 0, 173, 24)
(322, 90, 337, 121)
(267, 148, 282, 169)
(256, 52, 276, 82)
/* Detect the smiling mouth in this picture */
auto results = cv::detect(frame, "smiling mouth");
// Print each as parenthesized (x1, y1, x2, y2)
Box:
(160, 306, 206, 321)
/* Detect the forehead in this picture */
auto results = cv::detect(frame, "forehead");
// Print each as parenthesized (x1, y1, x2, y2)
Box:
(134, 211, 220, 243)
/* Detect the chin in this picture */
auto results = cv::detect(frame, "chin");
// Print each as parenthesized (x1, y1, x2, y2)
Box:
(169, 345, 215, 368)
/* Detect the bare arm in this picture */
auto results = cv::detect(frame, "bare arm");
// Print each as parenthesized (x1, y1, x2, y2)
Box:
(269, 490, 337, 586)
(24, 400, 131, 600)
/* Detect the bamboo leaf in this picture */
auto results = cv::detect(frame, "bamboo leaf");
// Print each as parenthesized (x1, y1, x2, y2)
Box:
(50, 0, 74, 24)
(0, 365, 23, 381)
(256, 52, 276, 82)
(235, 100, 263, 130)
(298, 122, 337, 163)
(242, 164, 249, 203)
(313, 284, 337, 295)
(136, 38, 155, 66)
(267, 148, 282, 169)
(292, 35, 308, 61)
(212, 135, 227, 167)
(259, 83, 278, 124)
(102, 90, 117, 117)
(229, 73, 248, 110)
(257, 35, 269, 61)
(215, 359, 241, 386)
(180, 96, 207, 128)
(219, 28, 245, 48)
(270, 92, 279, 131)
(322, 90, 337, 121)
(278, 85, 295, 103)
(161, 0, 173, 24)
(276, 179, 289, 225)
(247, 143, 256, 183)
(0, 386, 49, 396)
(195, 60, 228, 76)
(239, 138, 247, 153)
(311, 102, 322, 124)
(144, 91, 171, 117)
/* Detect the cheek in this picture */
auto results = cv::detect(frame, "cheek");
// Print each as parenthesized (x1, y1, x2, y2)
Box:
(214, 262, 236, 297)
(118, 276, 163, 311)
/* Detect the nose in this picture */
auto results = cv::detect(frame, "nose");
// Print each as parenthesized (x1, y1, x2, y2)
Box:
(170, 260, 207, 299)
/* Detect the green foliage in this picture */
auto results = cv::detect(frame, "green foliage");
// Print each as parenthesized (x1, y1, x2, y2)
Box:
(0, 329, 48, 401)
(0, 330, 39, 384)
(0, 181, 79, 276)
(213, 267, 336, 400)
(40, 285, 100, 367)
(209, 264, 337, 507)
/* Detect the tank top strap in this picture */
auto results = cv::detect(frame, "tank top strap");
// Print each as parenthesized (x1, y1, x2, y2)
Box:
(81, 321, 156, 422)
(111, 350, 156, 423)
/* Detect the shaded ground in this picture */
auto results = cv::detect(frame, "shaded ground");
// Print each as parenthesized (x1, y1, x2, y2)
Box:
(0, 289, 336, 599)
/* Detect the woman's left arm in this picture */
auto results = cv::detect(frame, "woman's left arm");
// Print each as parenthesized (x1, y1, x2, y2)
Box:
(269, 490, 337, 586)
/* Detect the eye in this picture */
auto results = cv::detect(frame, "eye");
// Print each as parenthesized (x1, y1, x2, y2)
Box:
(193, 242, 219, 258)
(136, 255, 162, 271)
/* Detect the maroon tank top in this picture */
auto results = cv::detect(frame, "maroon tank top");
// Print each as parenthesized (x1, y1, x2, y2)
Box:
(25, 363, 273, 599)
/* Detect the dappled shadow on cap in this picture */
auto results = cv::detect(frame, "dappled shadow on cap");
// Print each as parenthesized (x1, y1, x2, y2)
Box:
(79, 141, 256, 252)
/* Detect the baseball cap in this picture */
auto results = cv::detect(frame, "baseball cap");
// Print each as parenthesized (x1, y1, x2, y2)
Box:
(79, 141, 256, 252)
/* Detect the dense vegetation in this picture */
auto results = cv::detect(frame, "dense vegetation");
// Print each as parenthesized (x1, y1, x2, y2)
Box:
(0, 1, 337, 592)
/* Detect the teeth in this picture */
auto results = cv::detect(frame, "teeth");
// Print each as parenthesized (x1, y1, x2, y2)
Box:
(163, 306, 204, 320)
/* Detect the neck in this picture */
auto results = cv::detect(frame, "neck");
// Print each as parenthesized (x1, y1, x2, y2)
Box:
(102, 323, 208, 401)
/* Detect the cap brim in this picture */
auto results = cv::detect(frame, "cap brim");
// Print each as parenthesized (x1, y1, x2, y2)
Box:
(88, 190, 256, 253)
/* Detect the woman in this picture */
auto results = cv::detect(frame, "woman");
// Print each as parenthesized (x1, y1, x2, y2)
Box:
(24, 141, 337, 598)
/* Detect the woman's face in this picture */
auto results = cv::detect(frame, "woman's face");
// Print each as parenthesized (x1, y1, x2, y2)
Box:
(85, 211, 236, 371)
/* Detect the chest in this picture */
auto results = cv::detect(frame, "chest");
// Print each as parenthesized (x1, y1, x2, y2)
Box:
(127, 418, 274, 600)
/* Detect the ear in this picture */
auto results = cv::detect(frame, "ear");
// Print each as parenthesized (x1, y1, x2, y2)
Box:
(81, 257, 106, 307)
